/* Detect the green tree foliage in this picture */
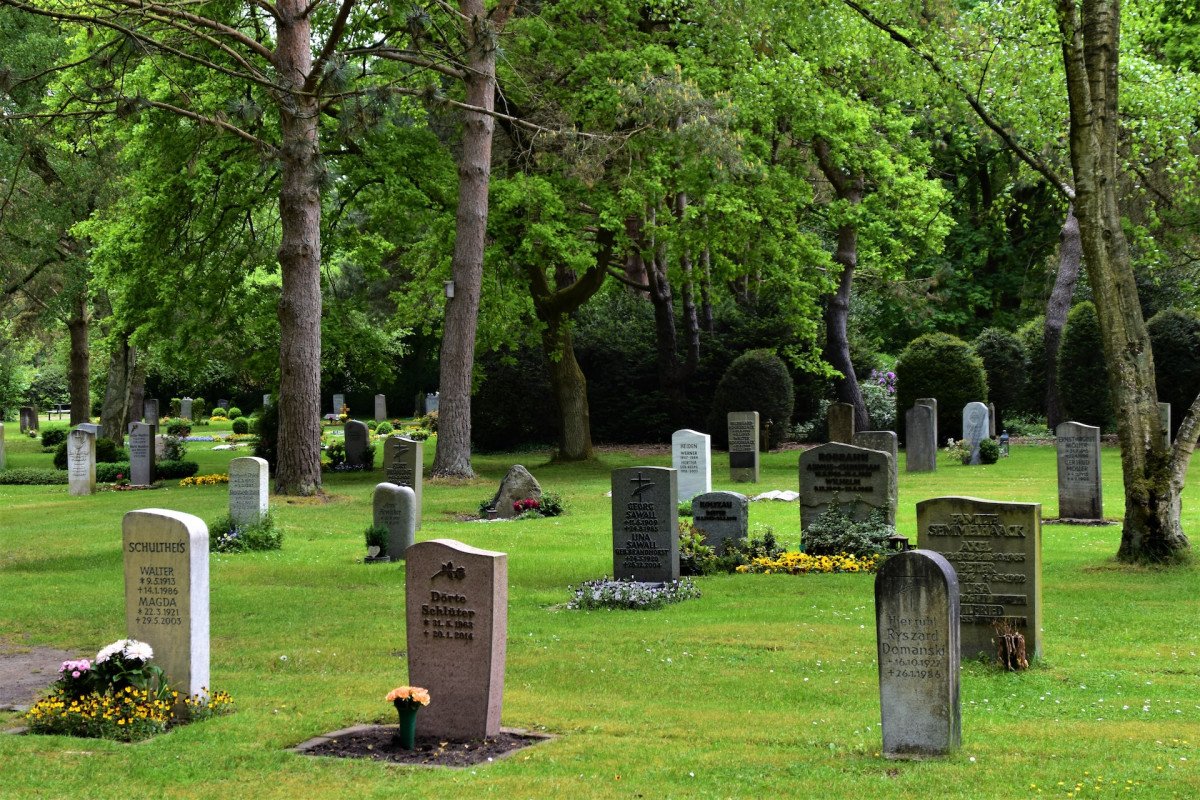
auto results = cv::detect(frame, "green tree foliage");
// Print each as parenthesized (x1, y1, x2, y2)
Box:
(1147, 308, 1200, 441)
(1057, 302, 1114, 430)
(1018, 316, 1048, 417)
(972, 328, 1027, 431)
(895, 333, 987, 442)
(707, 350, 794, 449)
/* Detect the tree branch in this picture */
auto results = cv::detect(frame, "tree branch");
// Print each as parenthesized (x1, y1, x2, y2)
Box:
(305, 0, 357, 94)
(606, 264, 649, 291)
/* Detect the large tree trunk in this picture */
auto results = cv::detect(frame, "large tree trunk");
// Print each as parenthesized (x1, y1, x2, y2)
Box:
(1044, 204, 1081, 428)
(100, 334, 136, 445)
(1058, 0, 1189, 561)
(273, 0, 323, 496)
(432, 0, 514, 478)
(66, 293, 90, 425)
(814, 139, 869, 431)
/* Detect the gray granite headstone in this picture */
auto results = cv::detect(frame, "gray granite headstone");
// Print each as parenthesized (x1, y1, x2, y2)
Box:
(383, 435, 423, 529)
(988, 402, 996, 437)
(180, 398, 193, 420)
(123, 508, 210, 706)
(671, 429, 711, 503)
(228, 456, 269, 525)
(876, 549, 961, 759)
(916, 398, 938, 446)
(691, 491, 748, 554)
(906, 404, 937, 473)
(263, 394, 271, 407)
(406, 539, 507, 739)
(143, 398, 159, 423)
(374, 394, 387, 422)
(727, 411, 760, 483)
(611, 467, 679, 582)
(344, 420, 369, 468)
(962, 402, 989, 464)
(854, 430, 898, 467)
(799, 442, 896, 530)
(76, 422, 102, 439)
(218, 399, 230, 412)
(828, 402, 855, 444)
(20, 406, 37, 433)
(67, 429, 96, 496)
(1159, 402, 1171, 449)
(374, 482, 416, 559)
(128, 422, 157, 486)
(425, 392, 440, 413)
(1056, 422, 1102, 520)
(917, 496, 1042, 660)
(332, 394, 345, 415)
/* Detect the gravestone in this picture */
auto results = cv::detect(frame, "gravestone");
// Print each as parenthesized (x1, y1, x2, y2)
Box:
(76, 422, 102, 439)
(143, 398, 159, 423)
(332, 394, 345, 416)
(827, 402, 855, 444)
(917, 496, 1042, 660)
(1159, 402, 1171, 449)
(490, 465, 541, 519)
(671, 429, 712, 503)
(1056, 422, 1102, 520)
(906, 404, 937, 473)
(384, 436, 423, 529)
(988, 402, 997, 438)
(374, 482, 416, 559)
(691, 491, 749, 554)
(727, 411, 760, 483)
(228, 457, 269, 525)
(875, 549, 961, 759)
(611, 467, 679, 582)
(218, 399, 230, 412)
(425, 392, 440, 413)
(374, 394, 387, 422)
(799, 442, 896, 530)
(20, 406, 37, 433)
(128, 422, 157, 486)
(180, 398, 193, 420)
(154, 435, 167, 461)
(406, 539, 507, 739)
(916, 398, 938, 446)
(961, 402, 989, 465)
(854, 431, 899, 470)
(123, 508, 209, 705)
(262, 394, 271, 408)
(344, 420, 369, 468)
(67, 429, 96, 496)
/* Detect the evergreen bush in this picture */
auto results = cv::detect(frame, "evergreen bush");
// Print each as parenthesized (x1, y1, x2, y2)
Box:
(1018, 316, 1047, 417)
(375, 421, 393, 436)
(802, 500, 895, 558)
(1057, 302, 1114, 430)
(0, 468, 69, 485)
(1147, 308, 1200, 441)
(39, 424, 69, 449)
(96, 462, 131, 483)
(53, 437, 125, 469)
(253, 400, 279, 468)
(707, 349, 794, 448)
(972, 327, 1027, 432)
(231, 417, 250, 435)
(156, 460, 200, 479)
(227, 407, 243, 419)
(895, 333, 988, 442)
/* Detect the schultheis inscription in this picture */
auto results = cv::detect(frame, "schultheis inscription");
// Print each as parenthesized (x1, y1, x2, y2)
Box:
(134, 564, 181, 628)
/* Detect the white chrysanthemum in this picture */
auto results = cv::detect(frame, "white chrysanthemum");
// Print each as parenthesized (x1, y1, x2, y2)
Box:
(123, 640, 154, 662)
(95, 639, 130, 664)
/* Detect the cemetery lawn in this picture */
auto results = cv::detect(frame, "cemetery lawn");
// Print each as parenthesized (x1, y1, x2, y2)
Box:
(1, 429, 1197, 799)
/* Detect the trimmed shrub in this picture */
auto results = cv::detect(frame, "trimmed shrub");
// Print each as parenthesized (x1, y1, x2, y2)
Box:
(979, 438, 1001, 464)
(0, 468, 69, 485)
(707, 349, 794, 449)
(96, 462, 131, 483)
(169, 398, 181, 417)
(39, 425, 69, 449)
(193, 398, 207, 419)
(366, 419, 378, 431)
(166, 420, 192, 437)
(375, 421, 393, 436)
(1057, 302, 1114, 430)
(419, 410, 438, 433)
(231, 417, 250, 435)
(802, 500, 895, 558)
(1018, 316, 1047, 417)
(156, 460, 200, 479)
(210, 408, 228, 420)
(209, 510, 282, 553)
(1147, 308, 1200, 441)
(53, 437, 125, 469)
(227, 407, 243, 419)
(972, 327, 1027, 432)
(895, 333, 988, 442)
(253, 400, 279, 468)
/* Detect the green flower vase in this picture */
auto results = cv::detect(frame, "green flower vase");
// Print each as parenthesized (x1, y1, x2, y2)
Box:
(393, 702, 419, 749)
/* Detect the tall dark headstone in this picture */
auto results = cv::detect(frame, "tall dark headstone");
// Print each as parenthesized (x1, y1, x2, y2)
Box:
(906, 404, 937, 473)
(916, 397, 938, 446)
(1056, 422, 1102, 520)
(727, 411, 760, 483)
(344, 419, 369, 468)
(180, 398, 193, 421)
(611, 467, 679, 582)
(384, 435, 423, 529)
(143, 398, 159, 423)
(128, 422, 157, 486)
(374, 394, 387, 422)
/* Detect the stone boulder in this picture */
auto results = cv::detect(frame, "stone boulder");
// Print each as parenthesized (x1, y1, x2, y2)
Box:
(490, 465, 542, 518)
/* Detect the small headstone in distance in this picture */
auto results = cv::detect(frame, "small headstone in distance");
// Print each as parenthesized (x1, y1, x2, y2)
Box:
(827, 402, 855, 443)
(875, 549, 961, 759)
(905, 404, 937, 473)
(333, 394, 344, 416)
(611, 466, 679, 582)
(962, 402, 989, 464)
(143, 398, 159, 424)
(374, 394, 387, 422)
(425, 393, 440, 413)
(180, 398, 193, 420)
(691, 491, 748, 555)
(374, 482, 416, 559)
(228, 457, 269, 525)
(1055, 422, 1102, 520)
(406, 539, 507, 740)
(671, 429, 712, 503)
(67, 429, 96, 496)
(128, 422, 157, 486)
(384, 436, 423, 529)
(344, 420, 369, 468)
(727, 411, 760, 483)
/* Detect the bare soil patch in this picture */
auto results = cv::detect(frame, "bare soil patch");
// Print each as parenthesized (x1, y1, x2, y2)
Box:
(293, 724, 551, 768)
(0, 639, 83, 712)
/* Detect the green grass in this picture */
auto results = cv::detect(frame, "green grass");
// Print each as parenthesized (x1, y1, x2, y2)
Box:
(1, 423, 1197, 799)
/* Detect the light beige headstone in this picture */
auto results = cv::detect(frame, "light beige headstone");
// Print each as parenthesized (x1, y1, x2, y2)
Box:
(228, 456, 269, 525)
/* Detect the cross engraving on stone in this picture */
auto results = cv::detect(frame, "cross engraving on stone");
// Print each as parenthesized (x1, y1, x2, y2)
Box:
(630, 471, 655, 499)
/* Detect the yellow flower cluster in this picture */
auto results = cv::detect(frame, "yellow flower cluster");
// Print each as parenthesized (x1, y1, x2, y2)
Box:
(179, 473, 230, 487)
(183, 688, 235, 721)
(736, 551, 882, 575)
(24, 686, 172, 742)
(386, 686, 431, 707)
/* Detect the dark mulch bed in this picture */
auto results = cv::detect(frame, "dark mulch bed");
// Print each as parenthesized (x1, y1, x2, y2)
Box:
(294, 724, 551, 768)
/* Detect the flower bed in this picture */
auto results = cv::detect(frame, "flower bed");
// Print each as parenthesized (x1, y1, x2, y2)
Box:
(736, 551, 881, 575)
(180, 473, 229, 487)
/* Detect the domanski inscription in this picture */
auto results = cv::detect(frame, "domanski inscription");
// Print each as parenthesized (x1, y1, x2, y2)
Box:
(727, 411, 760, 483)
(406, 539, 507, 739)
(916, 496, 1042, 660)
(611, 467, 679, 582)
(1056, 422, 1102, 520)
(383, 435, 423, 530)
(799, 442, 896, 531)
(875, 549, 960, 759)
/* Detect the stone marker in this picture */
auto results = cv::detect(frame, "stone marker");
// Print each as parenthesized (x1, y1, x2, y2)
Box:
(263, 394, 271, 408)
(799, 442, 896, 530)
(144, 398, 159, 423)
(20, 406, 37, 433)
(123, 508, 209, 704)
(128, 422, 157, 486)
(374, 394, 387, 422)
(67, 429, 96, 496)
(426, 392, 440, 413)
(154, 434, 167, 461)
(962, 402, 989, 464)
(916, 397, 937, 444)
(218, 399, 230, 412)
(490, 465, 541, 519)
(344, 419, 369, 468)
(906, 404, 937, 473)
(828, 402, 855, 444)
(228, 457, 269, 525)
(1159, 402, 1171, 448)
(611, 466, 679, 582)
(76, 422, 102, 439)
(374, 482, 416, 559)
(854, 430, 898, 468)
(988, 402, 997, 438)
(332, 393, 345, 416)
(691, 491, 749, 554)
(406, 539, 507, 739)
(875, 549, 961, 759)
(917, 496, 1042, 660)
(727, 411, 760, 482)
(671, 429, 712, 503)
(1056, 422, 1102, 520)
(181, 398, 193, 420)
(383, 436, 423, 529)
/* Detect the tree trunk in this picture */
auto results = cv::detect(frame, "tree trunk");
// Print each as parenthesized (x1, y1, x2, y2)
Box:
(273, 0, 324, 496)
(541, 319, 593, 461)
(66, 293, 90, 425)
(100, 334, 136, 446)
(1044, 204, 1081, 428)
(431, 0, 513, 479)
(1058, 0, 1189, 561)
